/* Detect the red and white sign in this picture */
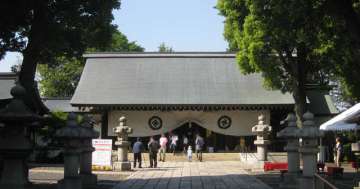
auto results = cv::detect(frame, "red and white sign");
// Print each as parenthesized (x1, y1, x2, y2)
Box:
(92, 139, 112, 166)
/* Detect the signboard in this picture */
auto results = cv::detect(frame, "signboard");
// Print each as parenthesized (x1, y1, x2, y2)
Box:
(92, 139, 112, 166)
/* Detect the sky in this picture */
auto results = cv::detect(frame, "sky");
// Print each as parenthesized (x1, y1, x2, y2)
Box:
(0, 0, 228, 72)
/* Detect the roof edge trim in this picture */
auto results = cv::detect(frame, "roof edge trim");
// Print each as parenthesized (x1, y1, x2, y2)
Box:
(83, 52, 236, 58)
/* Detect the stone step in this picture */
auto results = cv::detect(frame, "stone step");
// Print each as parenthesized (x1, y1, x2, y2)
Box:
(112, 152, 287, 162)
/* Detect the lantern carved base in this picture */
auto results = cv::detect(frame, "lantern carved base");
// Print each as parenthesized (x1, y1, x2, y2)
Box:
(113, 161, 131, 171)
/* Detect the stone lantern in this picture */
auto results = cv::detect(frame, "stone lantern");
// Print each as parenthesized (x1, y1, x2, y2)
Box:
(297, 111, 324, 189)
(277, 113, 300, 189)
(56, 113, 93, 189)
(252, 114, 272, 161)
(79, 115, 99, 187)
(113, 116, 133, 171)
(0, 84, 43, 189)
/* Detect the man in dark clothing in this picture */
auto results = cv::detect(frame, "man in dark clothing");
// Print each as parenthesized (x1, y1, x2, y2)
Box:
(148, 136, 160, 168)
(195, 134, 205, 162)
(133, 137, 144, 168)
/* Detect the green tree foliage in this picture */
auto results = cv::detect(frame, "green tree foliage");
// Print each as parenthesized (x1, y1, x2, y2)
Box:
(0, 1, 120, 113)
(38, 57, 83, 97)
(217, 0, 355, 124)
(38, 30, 144, 97)
(158, 42, 173, 52)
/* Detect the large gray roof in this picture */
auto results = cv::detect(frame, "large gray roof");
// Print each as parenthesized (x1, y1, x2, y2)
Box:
(43, 98, 83, 112)
(71, 53, 294, 107)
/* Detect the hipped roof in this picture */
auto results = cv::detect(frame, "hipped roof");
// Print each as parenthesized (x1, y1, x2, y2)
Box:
(71, 53, 294, 109)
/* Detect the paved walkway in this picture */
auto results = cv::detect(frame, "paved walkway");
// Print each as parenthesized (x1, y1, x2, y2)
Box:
(112, 161, 272, 189)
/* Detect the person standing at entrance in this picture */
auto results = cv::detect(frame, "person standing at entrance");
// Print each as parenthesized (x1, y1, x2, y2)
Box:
(195, 134, 205, 162)
(132, 137, 144, 168)
(148, 136, 160, 168)
(335, 137, 343, 167)
(170, 133, 178, 155)
(159, 134, 168, 162)
(183, 135, 189, 154)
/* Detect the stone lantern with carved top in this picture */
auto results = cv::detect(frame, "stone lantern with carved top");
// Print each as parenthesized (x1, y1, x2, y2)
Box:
(252, 114, 272, 161)
(297, 111, 324, 189)
(113, 116, 133, 171)
(79, 115, 99, 187)
(55, 113, 94, 189)
(0, 84, 43, 189)
(277, 113, 300, 189)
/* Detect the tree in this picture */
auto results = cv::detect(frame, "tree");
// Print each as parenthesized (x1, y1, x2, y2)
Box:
(217, 0, 351, 125)
(38, 57, 83, 97)
(158, 42, 173, 52)
(38, 30, 144, 97)
(0, 1, 120, 114)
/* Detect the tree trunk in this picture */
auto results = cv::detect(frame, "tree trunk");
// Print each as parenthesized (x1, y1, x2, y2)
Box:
(292, 79, 307, 128)
(18, 2, 47, 114)
(292, 55, 308, 128)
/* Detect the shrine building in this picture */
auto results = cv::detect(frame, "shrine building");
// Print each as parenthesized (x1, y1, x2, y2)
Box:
(69, 52, 337, 151)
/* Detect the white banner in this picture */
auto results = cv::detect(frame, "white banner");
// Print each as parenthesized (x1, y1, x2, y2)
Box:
(108, 110, 270, 137)
(92, 139, 112, 166)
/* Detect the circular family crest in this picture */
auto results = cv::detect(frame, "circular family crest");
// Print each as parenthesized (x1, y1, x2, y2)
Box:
(148, 116, 162, 130)
(217, 115, 232, 129)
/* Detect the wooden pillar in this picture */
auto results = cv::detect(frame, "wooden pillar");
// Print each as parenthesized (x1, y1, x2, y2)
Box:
(101, 111, 108, 139)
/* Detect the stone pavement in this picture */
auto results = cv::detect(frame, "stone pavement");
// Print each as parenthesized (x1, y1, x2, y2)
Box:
(112, 161, 272, 189)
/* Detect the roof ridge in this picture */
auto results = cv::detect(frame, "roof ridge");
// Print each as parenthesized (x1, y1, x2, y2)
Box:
(84, 52, 236, 58)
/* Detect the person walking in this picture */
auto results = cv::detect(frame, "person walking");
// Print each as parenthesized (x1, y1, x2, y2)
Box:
(335, 137, 343, 167)
(195, 134, 205, 162)
(170, 133, 178, 155)
(159, 134, 168, 162)
(132, 137, 144, 168)
(148, 136, 160, 168)
(182, 135, 189, 154)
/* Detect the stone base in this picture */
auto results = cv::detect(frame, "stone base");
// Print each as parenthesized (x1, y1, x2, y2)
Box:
(57, 177, 82, 189)
(279, 172, 299, 189)
(113, 161, 131, 171)
(80, 173, 97, 186)
(239, 153, 265, 171)
(298, 176, 313, 189)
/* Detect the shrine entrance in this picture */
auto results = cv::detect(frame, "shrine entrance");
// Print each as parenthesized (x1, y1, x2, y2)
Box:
(172, 121, 207, 149)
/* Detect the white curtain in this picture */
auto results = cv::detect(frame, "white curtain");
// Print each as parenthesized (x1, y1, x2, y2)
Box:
(108, 110, 270, 137)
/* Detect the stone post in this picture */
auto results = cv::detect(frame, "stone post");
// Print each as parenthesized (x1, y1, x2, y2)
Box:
(297, 111, 324, 189)
(252, 114, 272, 161)
(277, 113, 300, 189)
(113, 116, 133, 171)
(0, 84, 43, 189)
(79, 115, 99, 187)
(56, 113, 92, 189)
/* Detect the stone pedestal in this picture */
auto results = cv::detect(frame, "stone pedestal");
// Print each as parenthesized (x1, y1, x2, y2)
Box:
(113, 161, 132, 171)
(0, 84, 43, 189)
(297, 111, 324, 189)
(277, 113, 300, 189)
(252, 114, 272, 161)
(113, 116, 132, 171)
(80, 142, 97, 186)
(58, 149, 82, 189)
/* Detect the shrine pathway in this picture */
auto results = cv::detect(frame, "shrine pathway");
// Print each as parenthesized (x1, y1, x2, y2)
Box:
(112, 161, 272, 189)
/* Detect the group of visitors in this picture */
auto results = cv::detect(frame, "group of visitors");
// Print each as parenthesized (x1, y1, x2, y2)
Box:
(132, 133, 205, 168)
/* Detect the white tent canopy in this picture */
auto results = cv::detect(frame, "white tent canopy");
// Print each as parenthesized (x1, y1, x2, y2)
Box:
(320, 103, 360, 131)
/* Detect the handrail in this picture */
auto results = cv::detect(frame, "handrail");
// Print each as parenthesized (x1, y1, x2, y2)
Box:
(313, 173, 339, 189)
